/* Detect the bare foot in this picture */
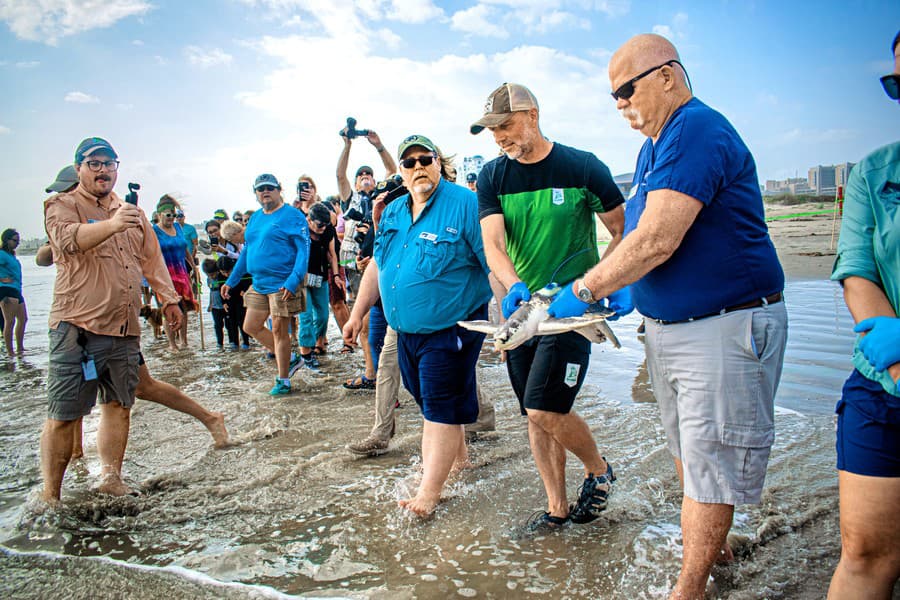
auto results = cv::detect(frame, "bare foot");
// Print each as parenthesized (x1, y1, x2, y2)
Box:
(399, 491, 441, 517)
(167, 345, 179, 353)
(204, 412, 230, 448)
(70, 457, 89, 478)
(716, 541, 735, 565)
(95, 473, 134, 496)
(450, 459, 474, 475)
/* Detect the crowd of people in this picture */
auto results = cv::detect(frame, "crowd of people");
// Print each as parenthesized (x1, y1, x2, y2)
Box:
(26, 31, 900, 599)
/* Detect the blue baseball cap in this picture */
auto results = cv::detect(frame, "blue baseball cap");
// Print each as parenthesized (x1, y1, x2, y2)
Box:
(75, 137, 117, 163)
(253, 173, 281, 190)
(466, 172, 477, 183)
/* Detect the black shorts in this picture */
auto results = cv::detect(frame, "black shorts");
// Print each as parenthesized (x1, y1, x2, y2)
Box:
(506, 331, 591, 416)
(0, 286, 23, 303)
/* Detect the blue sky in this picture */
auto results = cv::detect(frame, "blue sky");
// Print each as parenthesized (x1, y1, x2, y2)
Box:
(0, 0, 898, 238)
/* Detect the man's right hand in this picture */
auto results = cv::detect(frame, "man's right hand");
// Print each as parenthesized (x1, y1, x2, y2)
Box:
(502, 282, 531, 319)
(111, 203, 142, 232)
(342, 316, 362, 347)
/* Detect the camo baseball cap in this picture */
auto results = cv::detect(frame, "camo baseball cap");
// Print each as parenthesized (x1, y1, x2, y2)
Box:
(470, 83, 539, 134)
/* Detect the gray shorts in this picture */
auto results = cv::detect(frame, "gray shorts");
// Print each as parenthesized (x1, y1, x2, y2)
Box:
(644, 301, 788, 505)
(46, 321, 141, 421)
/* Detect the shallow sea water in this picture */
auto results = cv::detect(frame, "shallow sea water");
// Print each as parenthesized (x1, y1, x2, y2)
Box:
(0, 263, 884, 598)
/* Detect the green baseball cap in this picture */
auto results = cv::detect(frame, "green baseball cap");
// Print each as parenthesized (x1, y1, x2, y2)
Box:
(397, 134, 438, 159)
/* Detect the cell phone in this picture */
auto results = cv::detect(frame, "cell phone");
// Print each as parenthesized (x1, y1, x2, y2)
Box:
(209, 236, 219, 246)
(298, 181, 310, 195)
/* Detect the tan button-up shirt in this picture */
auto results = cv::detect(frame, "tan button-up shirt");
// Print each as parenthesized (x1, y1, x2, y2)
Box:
(44, 186, 180, 337)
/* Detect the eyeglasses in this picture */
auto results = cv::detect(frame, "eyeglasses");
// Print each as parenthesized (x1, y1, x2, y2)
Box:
(162, 212, 174, 218)
(881, 74, 900, 100)
(611, 60, 684, 101)
(310, 220, 327, 228)
(399, 154, 436, 169)
(256, 185, 277, 192)
(175, 213, 184, 218)
(84, 159, 120, 172)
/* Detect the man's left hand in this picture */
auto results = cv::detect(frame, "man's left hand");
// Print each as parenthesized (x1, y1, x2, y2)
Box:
(366, 131, 383, 148)
(280, 287, 295, 302)
(163, 303, 183, 330)
(854, 316, 900, 371)
(547, 282, 590, 319)
(604, 286, 634, 321)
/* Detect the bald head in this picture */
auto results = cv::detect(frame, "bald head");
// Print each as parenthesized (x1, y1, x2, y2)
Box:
(610, 34, 681, 83)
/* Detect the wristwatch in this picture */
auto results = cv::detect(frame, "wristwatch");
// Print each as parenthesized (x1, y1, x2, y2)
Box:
(575, 279, 595, 303)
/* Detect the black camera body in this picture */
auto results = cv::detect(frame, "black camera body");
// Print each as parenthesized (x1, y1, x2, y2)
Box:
(374, 174, 408, 205)
(341, 117, 370, 140)
(344, 207, 372, 245)
(124, 182, 140, 205)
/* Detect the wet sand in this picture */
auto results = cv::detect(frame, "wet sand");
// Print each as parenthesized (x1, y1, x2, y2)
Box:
(1, 210, 896, 599)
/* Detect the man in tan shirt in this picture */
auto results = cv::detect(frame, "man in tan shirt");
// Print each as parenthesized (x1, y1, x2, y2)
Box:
(41, 137, 182, 503)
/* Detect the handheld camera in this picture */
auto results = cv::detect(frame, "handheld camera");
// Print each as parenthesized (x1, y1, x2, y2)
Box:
(341, 117, 370, 140)
(124, 182, 140, 205)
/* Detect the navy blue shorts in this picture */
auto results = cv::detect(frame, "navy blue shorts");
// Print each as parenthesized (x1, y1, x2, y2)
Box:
(835, 369, 900, 477)
(397, 305, 488, 425)
(506, 331, 591, 416)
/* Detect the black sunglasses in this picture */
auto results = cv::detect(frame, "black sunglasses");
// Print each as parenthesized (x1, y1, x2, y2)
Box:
(256, 185, 277, 192)
(357, 170, 373, 177)
(611, 60, 685, 101)
(399, 154, 436, 169)
(881, 74, 900, 100)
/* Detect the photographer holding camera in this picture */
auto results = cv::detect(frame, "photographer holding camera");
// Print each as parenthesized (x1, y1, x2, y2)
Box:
(336, 118, 396, 388)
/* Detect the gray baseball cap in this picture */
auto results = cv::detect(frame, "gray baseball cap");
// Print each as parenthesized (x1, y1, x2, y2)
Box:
(46, 165, 79, 193)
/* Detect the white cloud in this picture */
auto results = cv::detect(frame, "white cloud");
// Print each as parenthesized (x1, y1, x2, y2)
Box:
(184, 46, 234, 68)
(14, 60, 39, 68)
(384, 0, 443, 24)
(652, 24, 672, 38)
(64, 91, 100, 104)
(153, 55, 167, 66)
(653, 11, 688, 40)
(133, 39, 144, 46)
(0, 0, 152, 45)
(376, 27, 403, 50)
(451, 4, 508, 38)
(0, 125, 10, 134)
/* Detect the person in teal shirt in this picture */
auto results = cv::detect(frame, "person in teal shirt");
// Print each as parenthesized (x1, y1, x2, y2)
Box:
(342, 135, 491, 517)
(0, 228, 26, 355)
(827, 29, 900, 598)
(176, 209, 198, 258)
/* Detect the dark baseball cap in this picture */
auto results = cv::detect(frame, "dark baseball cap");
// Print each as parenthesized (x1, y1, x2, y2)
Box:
(75, 136, 118, 163)
(253, 173, 281, 190)
(46, 165, 79, 193)
(355, 165, 374, 178)
(470, 83, 539, 134)
(465, 172, 477, 183)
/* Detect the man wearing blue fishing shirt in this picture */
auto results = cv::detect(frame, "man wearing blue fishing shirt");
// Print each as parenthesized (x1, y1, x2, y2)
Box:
(342, 134, 492, 517)
(221, 174, 310, 396)
(548, 34, 788, 599)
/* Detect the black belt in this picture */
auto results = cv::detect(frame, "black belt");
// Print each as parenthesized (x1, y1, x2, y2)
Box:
(656, 291, 783, 325)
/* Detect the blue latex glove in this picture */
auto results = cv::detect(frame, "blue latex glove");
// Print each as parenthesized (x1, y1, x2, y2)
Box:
(604, 286, 634, 321)
(547, 282, 590, 319)
(854, 316, 900, 371)
(502, 282, 531, 319)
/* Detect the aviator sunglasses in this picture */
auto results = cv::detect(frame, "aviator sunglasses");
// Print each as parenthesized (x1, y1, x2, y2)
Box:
(256, 185, 277, 192)
(399, 154, 437, 169)
(611, 59, 689, 101)
(881, 74, 900, 100)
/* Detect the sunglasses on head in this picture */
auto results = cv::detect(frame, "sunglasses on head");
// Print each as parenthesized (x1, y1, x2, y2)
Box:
(399, 154, 436, 169)
(881, 74, 900, 100)
(257, 185, 277, 192)
(611, 60, 684, 101)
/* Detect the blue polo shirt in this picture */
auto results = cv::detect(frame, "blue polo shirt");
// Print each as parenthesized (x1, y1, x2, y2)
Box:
(226, 203, 309, 294)
(375, 178, 491, 334)
(625, 97, 783, 322)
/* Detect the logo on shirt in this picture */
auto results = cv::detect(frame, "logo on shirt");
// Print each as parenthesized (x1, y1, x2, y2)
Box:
(445, 227, 458, 235)
(552, 188, 565, 205)
(419, 232, 438, 242)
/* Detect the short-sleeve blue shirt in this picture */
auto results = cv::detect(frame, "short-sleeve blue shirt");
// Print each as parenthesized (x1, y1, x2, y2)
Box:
(625, 97, 784, 322)
(0, 250, 22, 292)
(375, 178, 492, 334)
(181, 222, 198, 250)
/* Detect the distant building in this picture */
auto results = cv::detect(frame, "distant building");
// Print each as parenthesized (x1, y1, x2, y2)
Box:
(461, 155, 485, 184)
(614, 172, 634, 198)
(834, 162, 856, 189)
(765, 162, 855, 196)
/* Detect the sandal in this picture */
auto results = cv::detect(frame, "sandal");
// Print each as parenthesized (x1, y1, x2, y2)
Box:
(343, 375, 376, 390)
(339, 344, 355, 354)
(313, 346, 327, 356)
